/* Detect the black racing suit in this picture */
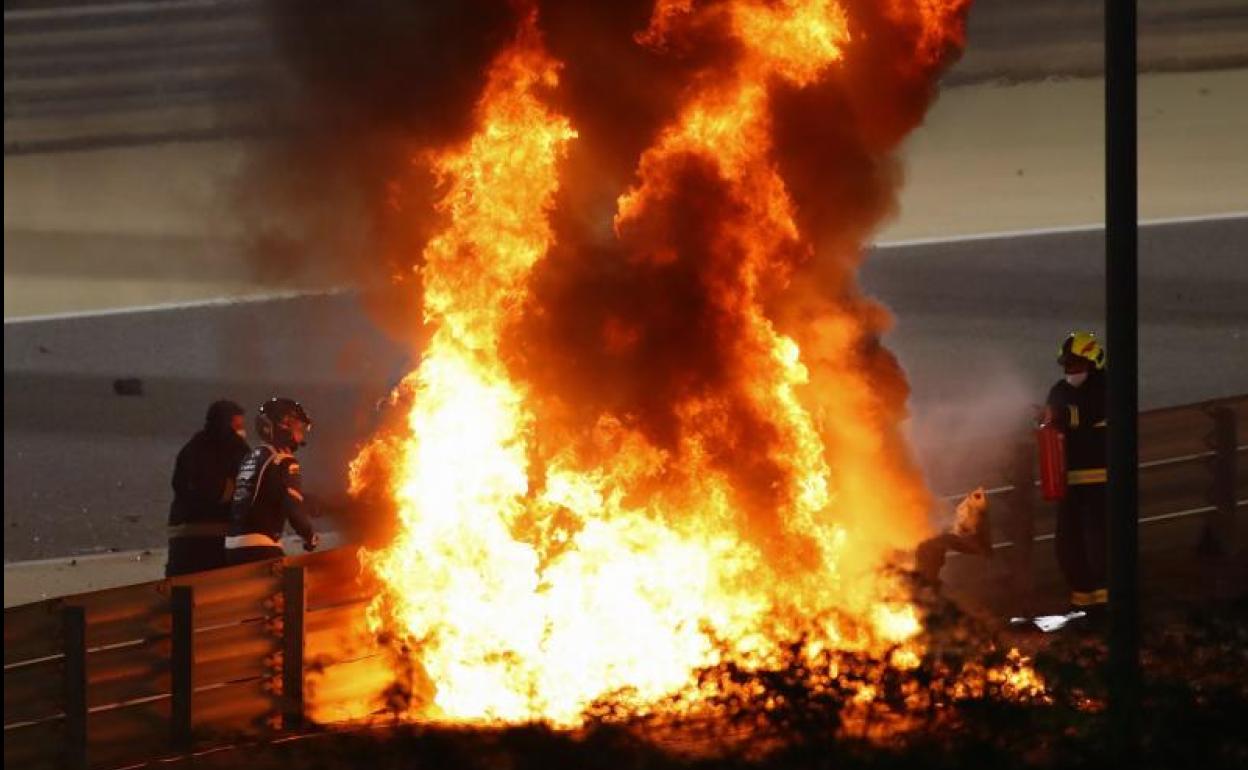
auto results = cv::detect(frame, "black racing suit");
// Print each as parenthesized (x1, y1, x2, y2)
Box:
(166, 430, 249, 576)
(226, 444, 315, 565)
(1046, 369, 1108, 606)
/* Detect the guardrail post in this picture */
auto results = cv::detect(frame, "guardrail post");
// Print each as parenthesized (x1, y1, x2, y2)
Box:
(1006, 437, 1036, 594)
(62, 605, 88, 770)
(281, 565, 306, 731)
(171, 586, 195, 752)
(1200, 406, 1237, 555)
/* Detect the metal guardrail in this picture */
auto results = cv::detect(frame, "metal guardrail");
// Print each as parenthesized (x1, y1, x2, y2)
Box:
(943, 394, 1245, 599)
(3, 548, 378, 769)
(3, 393, 1244, 768)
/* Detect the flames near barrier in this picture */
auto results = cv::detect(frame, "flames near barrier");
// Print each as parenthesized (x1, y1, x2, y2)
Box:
(347, 0, 986, 725)
(2, 395, 1243, 768)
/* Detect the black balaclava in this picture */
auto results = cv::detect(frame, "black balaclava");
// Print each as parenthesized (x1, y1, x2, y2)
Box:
(204, 399, 245, 439)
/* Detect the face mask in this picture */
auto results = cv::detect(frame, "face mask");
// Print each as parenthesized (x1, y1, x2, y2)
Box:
(1065, 372, 1088, 387)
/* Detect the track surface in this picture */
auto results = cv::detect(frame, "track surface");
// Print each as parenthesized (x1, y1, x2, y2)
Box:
(6, 215, 1247, 561)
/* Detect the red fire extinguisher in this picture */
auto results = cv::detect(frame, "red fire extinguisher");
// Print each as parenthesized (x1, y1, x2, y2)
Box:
(1036, 422, 1067, 501)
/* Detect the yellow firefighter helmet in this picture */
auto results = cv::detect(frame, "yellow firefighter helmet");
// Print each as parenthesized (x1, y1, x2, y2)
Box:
(1058, 331, 1106, 370)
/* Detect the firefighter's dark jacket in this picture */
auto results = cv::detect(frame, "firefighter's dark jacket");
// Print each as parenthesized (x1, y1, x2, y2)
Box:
(1046, 369, 1108, 485)
(168, 430, 250, 526)
(229, 444, 315, 542)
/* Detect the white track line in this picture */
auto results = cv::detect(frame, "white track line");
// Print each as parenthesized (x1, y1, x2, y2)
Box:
(872, 210, 1248, 249)
(7, 211, 1245, 325)
(3, 287, 351, 326)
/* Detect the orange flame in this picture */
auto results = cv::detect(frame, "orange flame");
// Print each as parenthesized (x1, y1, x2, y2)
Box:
(352, 0, 978, 728)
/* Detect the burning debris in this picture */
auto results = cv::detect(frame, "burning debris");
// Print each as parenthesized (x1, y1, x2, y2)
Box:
(262, 0, 1001, 728)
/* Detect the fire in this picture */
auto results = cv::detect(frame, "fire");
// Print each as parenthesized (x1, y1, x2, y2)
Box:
(354, 10, 583, 722)
(350, 0, 976, 728)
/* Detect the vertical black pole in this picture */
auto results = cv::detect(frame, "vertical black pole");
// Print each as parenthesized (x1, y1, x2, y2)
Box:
(1106, 0, 1140, 756)
(62, 605, 88, 770)
(281, 565, 306, 731)
(171, 586, 195, 752)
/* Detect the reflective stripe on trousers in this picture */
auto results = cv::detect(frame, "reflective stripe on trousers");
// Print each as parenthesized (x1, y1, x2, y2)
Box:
(225, 533, 281, 549)
(1067, 467, 1107, 485)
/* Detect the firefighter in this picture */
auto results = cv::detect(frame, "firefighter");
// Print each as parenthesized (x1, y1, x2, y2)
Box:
(225, 397, 319, 565)
(1044, 331, 1108, 612)
(166, 400, 250, 577)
